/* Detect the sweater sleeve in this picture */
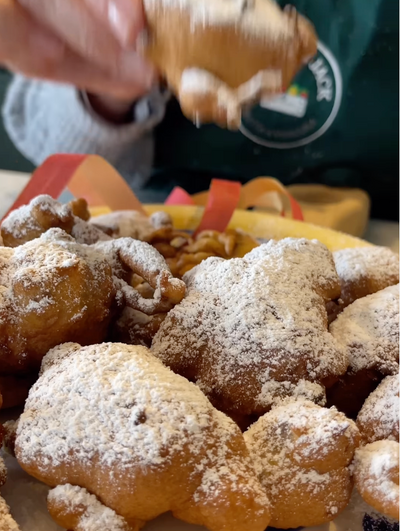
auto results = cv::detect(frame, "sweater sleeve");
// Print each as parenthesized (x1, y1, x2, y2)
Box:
(2, 75, 168, 187)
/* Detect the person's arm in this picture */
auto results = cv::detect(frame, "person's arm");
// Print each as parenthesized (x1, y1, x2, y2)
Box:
(2, 75, 168, 182)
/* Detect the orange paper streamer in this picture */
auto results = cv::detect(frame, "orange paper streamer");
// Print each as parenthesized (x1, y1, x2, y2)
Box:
(194, 180, 242, 235)
(2, 154, 146, 222)
(4, 155, 303, 233)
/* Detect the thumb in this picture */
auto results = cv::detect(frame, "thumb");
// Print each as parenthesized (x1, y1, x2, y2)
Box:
(84, 0, 146, 48)
(0, 0, 154, 97)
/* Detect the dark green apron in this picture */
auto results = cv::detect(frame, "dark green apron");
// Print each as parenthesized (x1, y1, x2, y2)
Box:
(150, 0, 399, 220)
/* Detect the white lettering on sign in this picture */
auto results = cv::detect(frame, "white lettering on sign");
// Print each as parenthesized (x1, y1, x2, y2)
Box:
(308, 58, 333, 102)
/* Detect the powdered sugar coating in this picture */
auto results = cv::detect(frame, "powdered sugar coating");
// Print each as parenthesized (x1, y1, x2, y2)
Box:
(0, 229, 111, 314)
(0, 229, 115, 372)
(32, 228, 167, 281)
(330, 285, 399, 374)
(14, 229, 109, 281)
(0, 496, 20, 531)
(246, 400, 359, 480)
(91, 210, 172, 241)
(1, 227, 184, 374)
(17, 342, 224, 469)
(258, 379, 327, 408)
(149, 211, 173, 230)
(353, 440, 399, 519)
(180, 68, 282, 127)
(327, 246, 399, 323)
(1, 196, 70, 242)
(16, 342, 269, 530)
(1, 195, 109, 246)
(333, 247, 399, 287)
(48, 485, 131, 531)
(41, 229, 186, 314)
(70, 218, 110, 244)
(244, 400, 360, 528)
(357, 376, 399, 444)
(152, 238, 346, 419)
(94, 237, 174, 278)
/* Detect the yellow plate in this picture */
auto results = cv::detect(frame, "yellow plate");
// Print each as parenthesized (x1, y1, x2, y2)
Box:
(90, 205, 372, 252)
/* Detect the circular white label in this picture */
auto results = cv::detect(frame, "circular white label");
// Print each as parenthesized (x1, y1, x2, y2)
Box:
(240, 42, 343, 149)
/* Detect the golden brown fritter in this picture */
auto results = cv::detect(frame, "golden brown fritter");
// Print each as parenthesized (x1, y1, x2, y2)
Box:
(245, 400, 360, 528)
(328, 285, 399, 418)
(152, 238, 346, 427)
(327, 247, 399, 323)
(16, 343, 271, 531)
(0, 228, 185, 407)
(1, 195, 108, 247)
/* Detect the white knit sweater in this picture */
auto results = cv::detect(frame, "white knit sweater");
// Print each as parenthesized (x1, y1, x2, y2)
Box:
(2, 75, 168, 189)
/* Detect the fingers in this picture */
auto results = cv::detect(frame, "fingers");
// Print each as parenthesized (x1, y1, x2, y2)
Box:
(84, 0, 145, 48)
(17, 0, 150, 78)
(47, 47, 154, 100)
(0, 0, 154, 99)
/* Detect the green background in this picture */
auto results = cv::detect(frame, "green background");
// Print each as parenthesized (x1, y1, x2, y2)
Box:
(0, 68, 34, 173)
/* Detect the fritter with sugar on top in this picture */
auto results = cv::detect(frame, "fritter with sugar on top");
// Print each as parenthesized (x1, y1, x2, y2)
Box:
(357, 375, 399, 444)
(328, 284, 399, 418)
(91, 209, 173, 240)
(16, 342, 271, 531)
(0, 228, 185, 405)
(0, 195, 108, 247)
(353, 440, 399, 521)
(152, 238, 348, 428)
(244, 399, 360, 528)
(327, 246, 399, 323)
(1, 195, 173, 247)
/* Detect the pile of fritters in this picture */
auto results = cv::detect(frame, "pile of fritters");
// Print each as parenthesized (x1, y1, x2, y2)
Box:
(0, 196, 186, 409)
(0, 195, 398, 531)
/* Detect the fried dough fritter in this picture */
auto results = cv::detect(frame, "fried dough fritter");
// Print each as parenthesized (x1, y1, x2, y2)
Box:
(16, 342, 271, 531)
(152, 238, 347, 427)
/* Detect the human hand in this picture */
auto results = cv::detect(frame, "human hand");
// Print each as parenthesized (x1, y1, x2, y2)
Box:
(0, 0, 155, 100)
